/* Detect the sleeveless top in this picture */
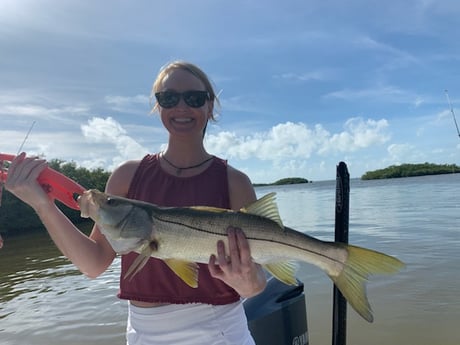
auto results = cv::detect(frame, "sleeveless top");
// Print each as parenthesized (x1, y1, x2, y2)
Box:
(117, 153, 240, 305)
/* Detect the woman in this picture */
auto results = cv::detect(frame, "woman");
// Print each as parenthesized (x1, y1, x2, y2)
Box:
(6, 61, 266, 344)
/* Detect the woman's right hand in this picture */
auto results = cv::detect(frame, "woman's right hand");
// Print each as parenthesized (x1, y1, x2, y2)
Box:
(4, 152, 54, 212)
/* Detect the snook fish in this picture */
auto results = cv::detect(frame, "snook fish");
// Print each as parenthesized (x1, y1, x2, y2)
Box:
(78, 189, 404, 322)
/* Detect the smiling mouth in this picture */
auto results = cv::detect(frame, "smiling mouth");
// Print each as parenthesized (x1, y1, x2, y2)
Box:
(172, 117, 193, 123)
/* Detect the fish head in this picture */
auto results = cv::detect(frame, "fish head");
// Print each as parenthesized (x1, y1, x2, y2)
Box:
(78, 189, 154, 254)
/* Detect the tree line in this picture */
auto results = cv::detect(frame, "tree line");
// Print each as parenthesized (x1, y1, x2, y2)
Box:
(253, 177, 310, 187)
(361, 162, 460, 180)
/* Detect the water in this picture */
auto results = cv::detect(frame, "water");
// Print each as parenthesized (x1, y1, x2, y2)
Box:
(1, 174, 459, 345)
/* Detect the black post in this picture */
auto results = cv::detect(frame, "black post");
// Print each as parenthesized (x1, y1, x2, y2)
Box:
(332, 162, 350, 345)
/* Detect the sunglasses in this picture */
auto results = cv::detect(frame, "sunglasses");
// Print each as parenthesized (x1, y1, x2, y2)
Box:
(155, 90, 210, 109)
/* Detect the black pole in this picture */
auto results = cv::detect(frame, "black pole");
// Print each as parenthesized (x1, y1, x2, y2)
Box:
(332, 162, 350, 345)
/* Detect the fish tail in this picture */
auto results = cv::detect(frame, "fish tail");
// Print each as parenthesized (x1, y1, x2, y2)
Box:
(330, 244, 405, 322)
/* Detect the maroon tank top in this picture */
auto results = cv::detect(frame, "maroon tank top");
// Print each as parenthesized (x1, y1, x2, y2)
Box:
(117, 154, 240, 305)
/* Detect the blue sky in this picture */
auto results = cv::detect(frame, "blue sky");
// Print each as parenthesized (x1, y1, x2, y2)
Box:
(1, 0, 459, 183)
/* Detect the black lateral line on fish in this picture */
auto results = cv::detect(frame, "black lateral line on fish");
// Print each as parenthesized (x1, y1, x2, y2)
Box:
(152, 215, 346, 267)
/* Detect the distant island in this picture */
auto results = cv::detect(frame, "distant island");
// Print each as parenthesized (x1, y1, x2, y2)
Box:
(253, 177, 310, 187)
(361, 163, 460, 180)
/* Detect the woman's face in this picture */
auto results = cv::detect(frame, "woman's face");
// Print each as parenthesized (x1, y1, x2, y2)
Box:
(157, 68, 212, 140)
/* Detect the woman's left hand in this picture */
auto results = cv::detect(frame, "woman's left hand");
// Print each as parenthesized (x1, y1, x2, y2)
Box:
(208, 226, 267, 298)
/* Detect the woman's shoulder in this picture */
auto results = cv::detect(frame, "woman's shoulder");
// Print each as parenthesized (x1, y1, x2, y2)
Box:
(226, 164, 257, 210)
(227, 164, 250, 185)
(105, 158, 143, 196)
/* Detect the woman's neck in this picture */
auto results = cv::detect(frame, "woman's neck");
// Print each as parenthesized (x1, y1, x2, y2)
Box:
(162, 138, 211, 166)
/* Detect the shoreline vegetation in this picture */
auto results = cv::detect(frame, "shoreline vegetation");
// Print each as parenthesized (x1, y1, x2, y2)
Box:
(361, 163, 460, 180)
(253, 177, 311, 187)
(2, 159, 458, 236)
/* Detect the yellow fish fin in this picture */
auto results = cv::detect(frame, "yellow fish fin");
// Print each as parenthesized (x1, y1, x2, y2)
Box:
(124, 244, 152, 280)
(164, 258, 200, 288)
(241, 192, 283, 228)
(263, 261, 298, 286)
(330, 244, 405, 323)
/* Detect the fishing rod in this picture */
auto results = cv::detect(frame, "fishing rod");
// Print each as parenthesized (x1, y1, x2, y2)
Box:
(0, 121, 37, 207)
(17, 121, 36, 154)
(445, 90, 460, 139)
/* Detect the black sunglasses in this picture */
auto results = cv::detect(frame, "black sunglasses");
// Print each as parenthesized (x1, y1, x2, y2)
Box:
(155, 90, 210, 109)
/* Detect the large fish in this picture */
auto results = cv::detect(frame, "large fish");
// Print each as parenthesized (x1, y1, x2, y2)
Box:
(78, 189, 404, 322)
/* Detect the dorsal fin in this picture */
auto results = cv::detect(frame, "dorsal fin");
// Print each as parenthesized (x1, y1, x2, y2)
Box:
(240, 192, 283, 228)
(189, 205, 229, 213)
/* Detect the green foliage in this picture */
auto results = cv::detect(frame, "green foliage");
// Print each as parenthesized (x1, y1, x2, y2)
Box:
(254, 177, 310, 187)
(0, 160, 110, 235)
(361, 163, 460, 180)
(273, 177, 309, 185)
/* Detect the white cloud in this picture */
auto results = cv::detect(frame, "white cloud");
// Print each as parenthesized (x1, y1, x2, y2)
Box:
(0, 104, 89, 119)
(273, 70, 334, 82)
(81, 117, 149, 169)
(206, 118, 390, 163)
(325, 85, 417, 104)
(387, 143, 414, 162)
(385, 143, 426, 164)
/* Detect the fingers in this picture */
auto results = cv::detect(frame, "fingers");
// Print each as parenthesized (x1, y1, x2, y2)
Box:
(234, 227, 252, 264)
(208, 227, 240, 279)
(208, 254, 223, 277)
(227, 227, 241, 266)
(208, 226, 265, 297)
(216, 240, 226, 263)
(209, 227, 252, 273)
(6, 152, 47, 187)
(4, 153, 49, 209)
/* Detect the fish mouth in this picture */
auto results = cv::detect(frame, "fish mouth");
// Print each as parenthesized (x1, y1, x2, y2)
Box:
(78, 189, 101, 219)
(77, 192, 91, 218)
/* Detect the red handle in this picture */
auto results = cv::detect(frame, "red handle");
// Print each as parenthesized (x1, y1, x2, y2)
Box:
(1, 153, 86, 210)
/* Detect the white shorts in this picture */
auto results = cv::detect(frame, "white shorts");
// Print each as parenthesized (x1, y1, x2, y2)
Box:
(126, 301, 255, 345)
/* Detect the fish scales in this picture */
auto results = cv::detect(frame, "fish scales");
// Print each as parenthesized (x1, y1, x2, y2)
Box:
(152, 206, 346, 274)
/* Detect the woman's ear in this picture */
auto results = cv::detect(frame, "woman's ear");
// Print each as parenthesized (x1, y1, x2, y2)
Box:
(207, 103, 214, 120)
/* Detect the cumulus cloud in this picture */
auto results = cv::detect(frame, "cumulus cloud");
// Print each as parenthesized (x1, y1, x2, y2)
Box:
(81, 117, 149, 169)
(206, 117, 390, 162)
(321, 118, 390, 153)
(81, 117, 126, 142)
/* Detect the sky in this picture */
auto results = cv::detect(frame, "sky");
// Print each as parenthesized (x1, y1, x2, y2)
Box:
(1, 0, 459, 183)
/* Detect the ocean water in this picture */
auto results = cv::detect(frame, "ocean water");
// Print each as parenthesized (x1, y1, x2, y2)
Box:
(1, 173, 459, 345)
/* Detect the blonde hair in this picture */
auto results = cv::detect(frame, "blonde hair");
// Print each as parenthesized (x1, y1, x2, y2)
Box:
(149, 60, 220, 121)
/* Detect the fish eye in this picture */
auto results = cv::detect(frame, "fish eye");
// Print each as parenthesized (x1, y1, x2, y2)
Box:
(106, 197, 117, 206)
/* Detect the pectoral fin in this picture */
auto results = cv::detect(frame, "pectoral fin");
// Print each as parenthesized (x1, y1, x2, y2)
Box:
(164, 259, 200, 288)
(264, 261, 298, 286)
(125, 244, 152, 280)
